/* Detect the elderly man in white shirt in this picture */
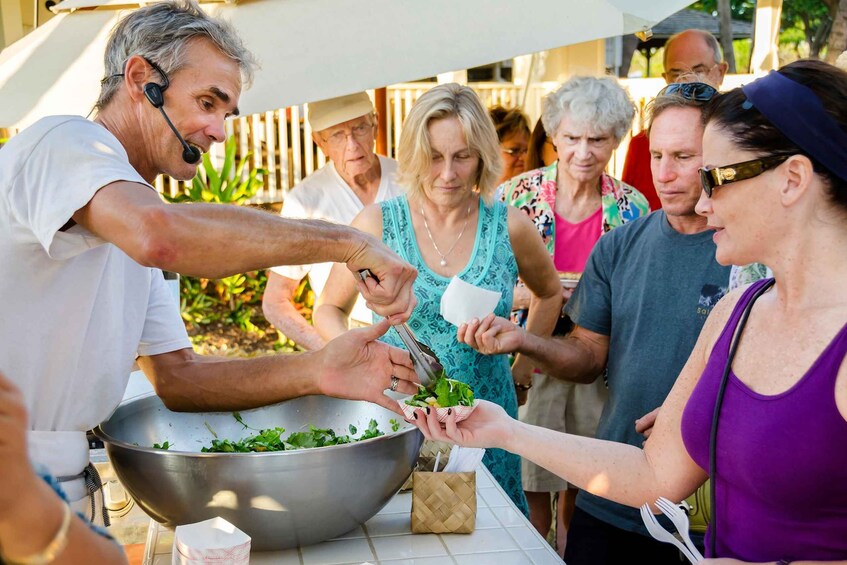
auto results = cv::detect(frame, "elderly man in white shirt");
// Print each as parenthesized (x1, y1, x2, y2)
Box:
(263, 92, 404, 350)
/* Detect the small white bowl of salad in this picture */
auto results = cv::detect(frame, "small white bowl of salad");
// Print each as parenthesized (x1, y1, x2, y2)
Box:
(399, 375, 478, 423)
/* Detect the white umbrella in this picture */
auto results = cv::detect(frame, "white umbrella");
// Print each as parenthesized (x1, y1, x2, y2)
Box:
(0, 0, 692, 130)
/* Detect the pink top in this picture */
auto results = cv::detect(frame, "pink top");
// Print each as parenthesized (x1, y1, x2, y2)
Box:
(553, 207, 602, 273)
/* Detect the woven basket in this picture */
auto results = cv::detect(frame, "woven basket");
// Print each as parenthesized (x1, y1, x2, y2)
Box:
(411, 471, 476, 534)
(400, 440, 454, 491)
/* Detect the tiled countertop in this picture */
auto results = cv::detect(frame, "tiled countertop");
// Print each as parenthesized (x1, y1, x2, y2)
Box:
(142, 466, 564, 565)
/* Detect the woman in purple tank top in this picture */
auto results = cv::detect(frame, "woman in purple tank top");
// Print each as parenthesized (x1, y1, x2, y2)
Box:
(410, 59, 847, 563)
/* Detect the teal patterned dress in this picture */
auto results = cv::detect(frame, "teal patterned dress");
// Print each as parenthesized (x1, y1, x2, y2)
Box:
(375, 195, 529, 515)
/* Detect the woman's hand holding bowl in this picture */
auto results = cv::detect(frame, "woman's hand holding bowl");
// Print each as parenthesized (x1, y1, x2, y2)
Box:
(410, 399, 515, 451)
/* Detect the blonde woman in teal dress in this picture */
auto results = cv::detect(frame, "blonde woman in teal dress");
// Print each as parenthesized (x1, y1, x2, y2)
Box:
(315, 84, 562, 513)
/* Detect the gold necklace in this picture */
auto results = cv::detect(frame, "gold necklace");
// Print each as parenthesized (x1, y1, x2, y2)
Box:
(420, 201, 472, 267)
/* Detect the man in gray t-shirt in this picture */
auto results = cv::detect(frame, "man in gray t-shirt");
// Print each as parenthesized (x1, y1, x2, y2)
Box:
(564, 209, 728, 557)
(460, 84, 729, 563)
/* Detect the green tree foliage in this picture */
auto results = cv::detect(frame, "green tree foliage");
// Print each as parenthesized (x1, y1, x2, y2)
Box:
(690, 0, 755, 21)
(692, 0, 839, 61)
(781, 0, 835, 58)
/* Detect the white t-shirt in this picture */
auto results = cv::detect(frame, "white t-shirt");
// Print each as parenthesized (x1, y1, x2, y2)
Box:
(0, 116, 191, 491)
(271, 155, 404, 323)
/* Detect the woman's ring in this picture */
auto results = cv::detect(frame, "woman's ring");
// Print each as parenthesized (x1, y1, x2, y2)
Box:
(390, 375, 400, 392)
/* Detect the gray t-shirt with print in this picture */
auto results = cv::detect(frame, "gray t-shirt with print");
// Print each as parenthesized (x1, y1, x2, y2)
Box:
(564, 210, 731, 535)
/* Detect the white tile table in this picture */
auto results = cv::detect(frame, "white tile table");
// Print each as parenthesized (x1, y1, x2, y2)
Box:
(142, 466, 564, 565)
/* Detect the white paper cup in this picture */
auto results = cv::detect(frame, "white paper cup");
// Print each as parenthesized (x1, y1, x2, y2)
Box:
(173, 517, 251, 565)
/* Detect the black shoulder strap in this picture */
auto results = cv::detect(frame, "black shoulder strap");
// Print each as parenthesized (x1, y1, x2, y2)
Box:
(709, 278, 775, 555)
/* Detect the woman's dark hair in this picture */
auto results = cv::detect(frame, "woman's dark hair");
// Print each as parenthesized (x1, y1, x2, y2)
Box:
(489, 105, 530, 142)
(525, 117, 550, 171)
(704, 59, 847, 210)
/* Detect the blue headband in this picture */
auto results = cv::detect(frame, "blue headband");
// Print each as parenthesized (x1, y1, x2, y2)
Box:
(742, 71, 847, 182)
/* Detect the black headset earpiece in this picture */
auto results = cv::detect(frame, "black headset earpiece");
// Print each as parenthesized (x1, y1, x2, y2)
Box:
(143, 82, 165, 109)
(181, 144, 201, 164)
(142, 60, 201, 165)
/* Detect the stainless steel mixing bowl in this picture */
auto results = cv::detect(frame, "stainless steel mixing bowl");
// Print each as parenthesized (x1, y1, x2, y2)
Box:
(94, 394, 423, 550)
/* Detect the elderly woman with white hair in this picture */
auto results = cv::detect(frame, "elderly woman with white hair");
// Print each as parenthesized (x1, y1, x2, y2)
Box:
(499, 76, 649, 548)
(315, 83, 562, 513)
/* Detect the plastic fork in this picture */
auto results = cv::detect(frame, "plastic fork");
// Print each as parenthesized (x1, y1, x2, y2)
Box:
(655, 497, 705, 562)
(639, 504, 701, 564)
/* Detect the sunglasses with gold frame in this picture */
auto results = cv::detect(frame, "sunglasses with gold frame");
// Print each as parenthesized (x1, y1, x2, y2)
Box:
(699, 154, 792, 197)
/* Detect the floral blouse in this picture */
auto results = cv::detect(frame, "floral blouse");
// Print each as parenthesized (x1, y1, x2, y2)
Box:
(498, 161, 650, 257)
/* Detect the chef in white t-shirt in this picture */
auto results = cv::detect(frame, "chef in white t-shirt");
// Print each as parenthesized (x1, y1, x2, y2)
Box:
(263, 92, 405, 350)
(0, 2, 419, 524)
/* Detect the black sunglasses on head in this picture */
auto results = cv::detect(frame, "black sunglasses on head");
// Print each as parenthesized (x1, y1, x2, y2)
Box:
(656, 82, 718, 102)
(699, 154, 792, 196)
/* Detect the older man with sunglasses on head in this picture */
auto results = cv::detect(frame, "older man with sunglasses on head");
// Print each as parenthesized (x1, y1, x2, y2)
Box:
(456, 82, 731, 563)
(622, 29, 729, 210)
(262, 93, 405, 351)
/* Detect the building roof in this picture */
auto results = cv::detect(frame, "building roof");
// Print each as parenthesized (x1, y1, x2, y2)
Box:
(638, 8, 754, 49)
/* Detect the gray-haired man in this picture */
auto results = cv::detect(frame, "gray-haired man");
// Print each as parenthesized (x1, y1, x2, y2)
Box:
(0, 0, 417, 521)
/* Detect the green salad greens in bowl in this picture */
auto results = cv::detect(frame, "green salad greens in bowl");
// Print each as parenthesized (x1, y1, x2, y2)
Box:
(400, 374, 478, 423)
(152, 414, 402, 453)
(94, 394, 422, 550)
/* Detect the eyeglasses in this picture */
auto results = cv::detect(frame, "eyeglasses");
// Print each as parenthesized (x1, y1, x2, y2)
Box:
(502, 146, 528, 157)
(321, 122, 374, 147)
(665, 64, 718, 83)
(656, 82, 718, 102)
(699, 154, 792, 197)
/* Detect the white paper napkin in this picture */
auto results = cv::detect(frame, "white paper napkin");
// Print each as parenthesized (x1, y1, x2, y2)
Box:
(440, 277, 502, 327)
(173, 517, 251, 564)
(441, 446, 486, 473)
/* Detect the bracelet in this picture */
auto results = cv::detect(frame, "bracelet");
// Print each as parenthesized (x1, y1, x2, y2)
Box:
(2, 502, 71, 565)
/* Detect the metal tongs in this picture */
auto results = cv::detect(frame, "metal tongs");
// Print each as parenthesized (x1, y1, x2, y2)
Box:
(358, 269, 443, 387)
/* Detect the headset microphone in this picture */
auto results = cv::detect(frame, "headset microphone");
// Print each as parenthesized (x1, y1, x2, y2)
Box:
(143, 82, 201, 165)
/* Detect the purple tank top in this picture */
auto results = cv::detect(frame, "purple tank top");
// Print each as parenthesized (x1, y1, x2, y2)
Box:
(681, 278, 847, 561)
